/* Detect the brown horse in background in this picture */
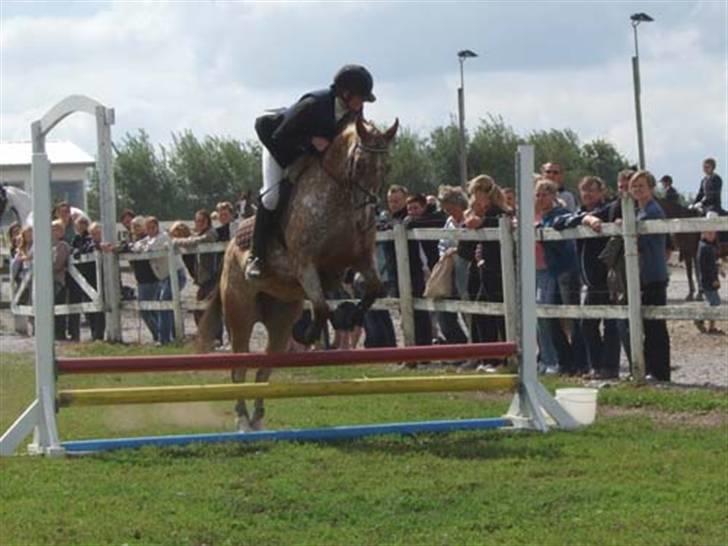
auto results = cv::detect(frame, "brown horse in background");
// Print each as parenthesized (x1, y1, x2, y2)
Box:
(199, 117, 398, 431)
(657, 198, 701, 300)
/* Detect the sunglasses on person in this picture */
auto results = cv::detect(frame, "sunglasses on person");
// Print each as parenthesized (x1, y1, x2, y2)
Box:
(544, 170, 561, 175)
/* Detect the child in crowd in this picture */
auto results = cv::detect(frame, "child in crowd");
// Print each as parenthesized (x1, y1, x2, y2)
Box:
(695, 212, 724, 334)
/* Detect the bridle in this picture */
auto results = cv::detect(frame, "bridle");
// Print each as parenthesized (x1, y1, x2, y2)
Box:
(321, 139, 389, 211)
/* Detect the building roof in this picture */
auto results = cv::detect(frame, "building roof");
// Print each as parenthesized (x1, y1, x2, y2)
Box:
(0, 140, 95, 167)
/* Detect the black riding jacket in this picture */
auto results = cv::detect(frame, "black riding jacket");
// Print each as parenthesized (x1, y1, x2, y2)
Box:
(255, 87, 356, 169)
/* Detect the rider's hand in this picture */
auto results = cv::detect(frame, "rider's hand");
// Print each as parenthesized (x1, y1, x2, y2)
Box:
(311, 137, 330, 153)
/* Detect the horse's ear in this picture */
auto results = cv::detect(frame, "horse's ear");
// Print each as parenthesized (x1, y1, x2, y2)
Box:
(356, 115, 369, 140)
(384, 118, 399, 142)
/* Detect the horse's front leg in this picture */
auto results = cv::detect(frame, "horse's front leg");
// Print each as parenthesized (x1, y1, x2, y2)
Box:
(298, 263, 331, 346)
(353, 263, 384, 322)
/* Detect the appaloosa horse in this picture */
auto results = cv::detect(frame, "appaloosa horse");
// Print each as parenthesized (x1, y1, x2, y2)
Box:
(199, 117, 398, 431)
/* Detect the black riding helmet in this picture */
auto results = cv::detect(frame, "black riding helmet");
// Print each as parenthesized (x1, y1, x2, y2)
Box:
(333, 64, 376, 102)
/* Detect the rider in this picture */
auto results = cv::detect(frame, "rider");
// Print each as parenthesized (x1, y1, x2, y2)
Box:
(691, 157, 723, 215)
(246, 64, 376, 280)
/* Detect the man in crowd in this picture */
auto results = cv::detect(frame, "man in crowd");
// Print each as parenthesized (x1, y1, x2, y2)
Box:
(404, 193, 445, 348)
(659, 175, 680, 204)
(542, 162, 578, 212)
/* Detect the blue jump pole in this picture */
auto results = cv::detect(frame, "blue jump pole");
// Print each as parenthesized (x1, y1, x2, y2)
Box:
(62, 417, 512, 454)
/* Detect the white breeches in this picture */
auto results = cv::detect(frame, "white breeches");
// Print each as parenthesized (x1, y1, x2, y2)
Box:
(261, 147, 284, 211)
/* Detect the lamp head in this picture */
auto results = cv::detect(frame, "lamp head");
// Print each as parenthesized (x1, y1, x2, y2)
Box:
(630, 12, 654, 26)
(457, 49, 478, 60)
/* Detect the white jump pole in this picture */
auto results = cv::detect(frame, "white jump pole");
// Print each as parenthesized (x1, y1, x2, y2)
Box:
(506, 144, 579, 430)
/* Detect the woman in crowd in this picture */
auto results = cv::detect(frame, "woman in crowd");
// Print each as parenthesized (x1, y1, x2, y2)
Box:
(435, 185, 469, 345)
(10, 225, 33, 305)
(7, 222, 21, 259)
(51, 220, 72, 341)
(71, 219, 105, 341)
(629, 170, 671, 381)
(464, 175, 511, 370)
(534, 179, 573, 374)
(117, 216, 160, 342)
(131, 216, 187, 345)
(171, 209, 218, 332)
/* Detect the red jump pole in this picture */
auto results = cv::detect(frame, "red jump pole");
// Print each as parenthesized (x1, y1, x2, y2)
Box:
(57, 342, 517, 375)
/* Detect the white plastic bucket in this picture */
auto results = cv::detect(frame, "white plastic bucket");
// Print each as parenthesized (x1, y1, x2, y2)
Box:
(555, 388, 598, 426)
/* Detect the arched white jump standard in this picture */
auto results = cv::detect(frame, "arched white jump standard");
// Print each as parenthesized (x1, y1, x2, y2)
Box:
(0, 97, 579, 456)
(0, 96, 120, 456)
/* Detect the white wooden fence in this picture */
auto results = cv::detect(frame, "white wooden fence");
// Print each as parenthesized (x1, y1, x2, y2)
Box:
(9, 211, 728, 379)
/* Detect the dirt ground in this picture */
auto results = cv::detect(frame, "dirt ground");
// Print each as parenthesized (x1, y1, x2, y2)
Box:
(1, 266, 726, 387)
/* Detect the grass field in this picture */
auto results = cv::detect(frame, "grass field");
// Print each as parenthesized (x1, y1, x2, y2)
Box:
(1, 343, 727, 546)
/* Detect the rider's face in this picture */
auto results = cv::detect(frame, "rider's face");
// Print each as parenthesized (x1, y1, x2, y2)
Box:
(344, 94, 364, 113)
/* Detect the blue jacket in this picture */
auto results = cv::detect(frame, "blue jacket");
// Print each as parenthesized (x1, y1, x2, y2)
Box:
(539, 206, 578, 277)
(551, 200, 613, 289)
(636, 199, 668, 284)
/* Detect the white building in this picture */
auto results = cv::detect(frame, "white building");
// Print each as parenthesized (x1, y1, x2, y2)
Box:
(0, 140, 95, 210)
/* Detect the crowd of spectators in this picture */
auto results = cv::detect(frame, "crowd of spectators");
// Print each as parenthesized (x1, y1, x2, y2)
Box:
(5, 158, 724, 383)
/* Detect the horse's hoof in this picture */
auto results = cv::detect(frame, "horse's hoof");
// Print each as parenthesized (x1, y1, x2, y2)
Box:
(685, 294, 694, 301)
(250, 418, 265, 431)
(302, 323, 323, 346)
(236, 417, 253, 432)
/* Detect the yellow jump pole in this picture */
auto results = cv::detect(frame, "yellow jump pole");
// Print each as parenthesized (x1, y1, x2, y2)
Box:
(58, 375, 518, 407)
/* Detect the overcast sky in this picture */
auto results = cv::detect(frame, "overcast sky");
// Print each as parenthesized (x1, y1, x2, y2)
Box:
(1, 0, 726, 199)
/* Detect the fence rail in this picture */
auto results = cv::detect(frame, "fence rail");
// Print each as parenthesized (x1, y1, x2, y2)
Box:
(7, 213, 728, 377)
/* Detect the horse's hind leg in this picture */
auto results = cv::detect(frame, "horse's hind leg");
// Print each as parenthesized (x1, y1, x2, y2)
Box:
(684, 254, 695, 301)
(225, 297, 256, 432)
(298, 263, 331, 345)
(251, 299, 303, 430)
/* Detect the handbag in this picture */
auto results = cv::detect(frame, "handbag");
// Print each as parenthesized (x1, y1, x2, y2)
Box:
(424, 252, 455, 299)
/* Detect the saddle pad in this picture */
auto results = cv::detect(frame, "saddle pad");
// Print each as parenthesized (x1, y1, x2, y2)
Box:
(235, 215, 257, 251)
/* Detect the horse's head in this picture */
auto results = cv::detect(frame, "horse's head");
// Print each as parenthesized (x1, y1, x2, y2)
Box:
(349, 117, 399, 195)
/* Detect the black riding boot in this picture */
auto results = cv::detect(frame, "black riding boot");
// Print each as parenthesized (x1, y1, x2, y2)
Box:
(245, 205, 276, 280)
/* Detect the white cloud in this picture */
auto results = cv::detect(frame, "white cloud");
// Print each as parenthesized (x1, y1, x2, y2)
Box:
(0, 0, 725, 201)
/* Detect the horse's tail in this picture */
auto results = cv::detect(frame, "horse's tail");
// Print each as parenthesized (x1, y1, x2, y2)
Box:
(197, 284, 224, 353)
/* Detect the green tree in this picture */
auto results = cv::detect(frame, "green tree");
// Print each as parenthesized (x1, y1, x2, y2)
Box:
(386, 128, 434, 195)
(468, 115, 521, 188)
(427, 122, 462, 189)
(110, 130, 179, 220)
(168, 132, 261, 218)
(580, 139, 630, 193)
(527, 128, 584, 192)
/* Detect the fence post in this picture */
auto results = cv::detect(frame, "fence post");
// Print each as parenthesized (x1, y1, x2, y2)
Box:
(167, 247, 184, 341)
(393, 223, 415, 346)
(499, 216, 517, 344)
(622, 197, 645, 381)
(96, 105, 122, 341)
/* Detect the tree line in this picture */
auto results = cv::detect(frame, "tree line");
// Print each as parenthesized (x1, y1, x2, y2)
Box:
(88, 115, 630, 220)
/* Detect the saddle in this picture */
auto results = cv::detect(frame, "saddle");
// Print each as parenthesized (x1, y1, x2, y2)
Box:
(234, 155, 317, 252)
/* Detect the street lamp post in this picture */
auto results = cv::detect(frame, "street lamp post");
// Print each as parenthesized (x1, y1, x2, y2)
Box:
(630, 12, 653, 170)
(457, 49, 477, 185)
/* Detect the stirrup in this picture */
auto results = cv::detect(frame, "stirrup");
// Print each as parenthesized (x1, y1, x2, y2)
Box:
(245, 256, 265, 280)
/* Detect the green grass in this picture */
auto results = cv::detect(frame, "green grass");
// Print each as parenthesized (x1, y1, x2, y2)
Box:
(1, 345, 727, 546)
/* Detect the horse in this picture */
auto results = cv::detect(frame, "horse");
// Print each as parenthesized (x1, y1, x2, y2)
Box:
(657, 198, 728, 300)
(0, 184, 33, 229)
(198, 116, 398, 431)
(0, 184, 88, 230)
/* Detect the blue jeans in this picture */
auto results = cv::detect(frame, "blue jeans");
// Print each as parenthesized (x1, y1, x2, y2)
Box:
(137, 281, 159, 341)
(536, 269, 559, 368)
(157, 270, 187, 344)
